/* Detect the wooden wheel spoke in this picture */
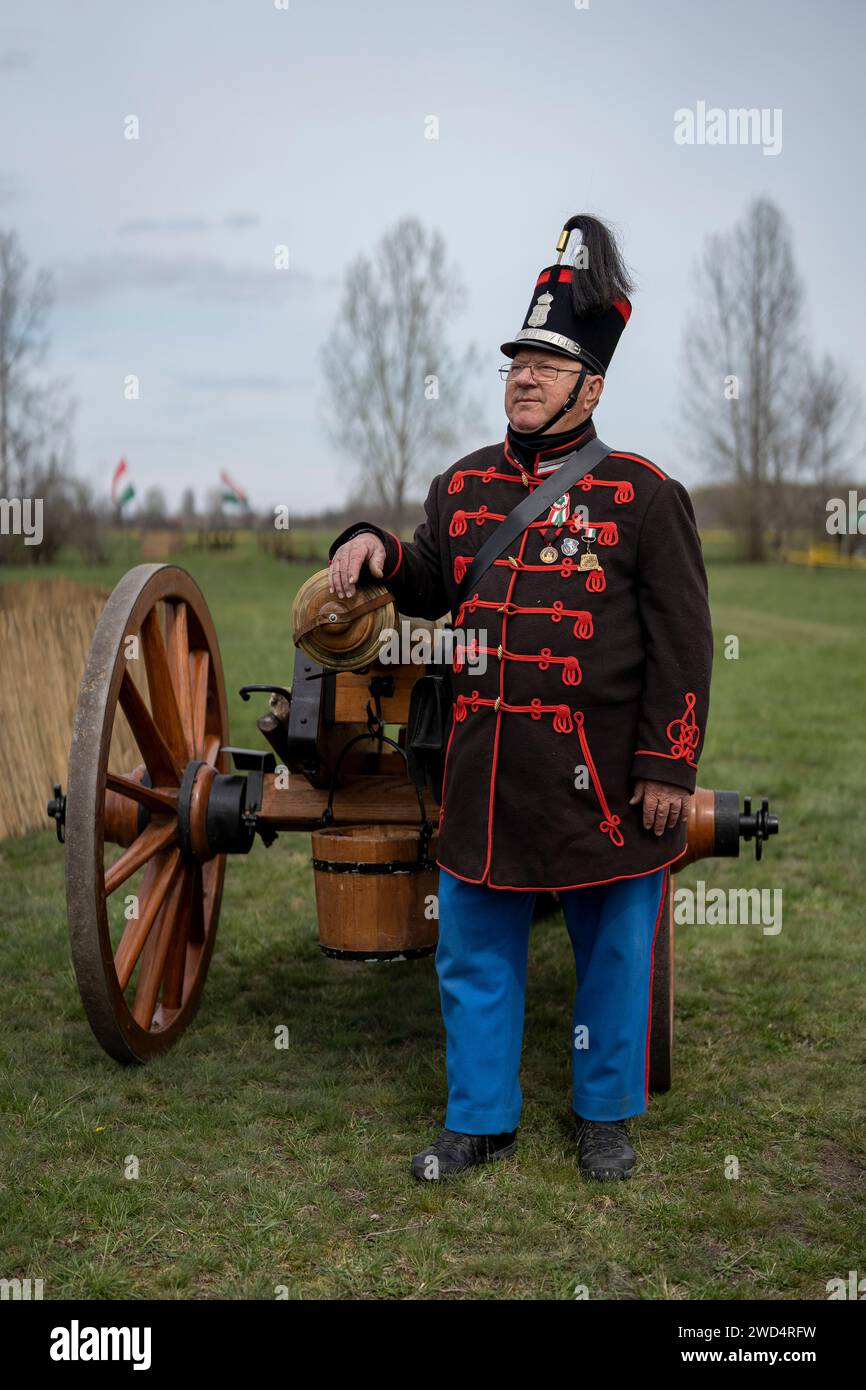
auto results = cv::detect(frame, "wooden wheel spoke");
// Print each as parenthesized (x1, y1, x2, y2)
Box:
(104, 817, 178, 897)
(132, 863, 190, 1029)
(188, 863, 205, 945)
(119, 671, 182, 786)
(106, 771, 178, 815)
(161, 865, 199, 1010)
(113, 850, 181, 991)
(165, 600, 195, 758)
(190, 650, 210, 760)
(203, 733, 222, 768)
(141, 607, 189, 771)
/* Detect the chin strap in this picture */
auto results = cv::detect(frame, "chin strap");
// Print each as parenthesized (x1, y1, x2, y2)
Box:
(538, 364, 588, 433)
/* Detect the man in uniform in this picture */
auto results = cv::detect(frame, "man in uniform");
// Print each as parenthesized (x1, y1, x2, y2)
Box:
(327, 214, 713, 1182)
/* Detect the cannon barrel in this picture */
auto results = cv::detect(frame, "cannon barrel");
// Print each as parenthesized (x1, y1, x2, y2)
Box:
(674, 788, 779, 871)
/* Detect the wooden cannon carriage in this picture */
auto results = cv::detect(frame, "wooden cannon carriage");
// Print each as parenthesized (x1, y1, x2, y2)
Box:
(47, 563, 778, 1087)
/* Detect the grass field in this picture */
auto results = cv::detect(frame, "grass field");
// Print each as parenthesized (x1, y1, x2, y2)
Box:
(1, 534, 864, 1300)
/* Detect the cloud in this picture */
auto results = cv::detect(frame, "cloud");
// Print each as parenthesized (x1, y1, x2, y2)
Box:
(0, 173, 16, 204)
(116, 212, 261, 236)
(91, 431, 196, 448)
(117, 217, 210, 236)
(176, 372, 305, 393)
(223, 212, 259, 231)
(0, 49, 32, 72)
(54, 252, 326, 306)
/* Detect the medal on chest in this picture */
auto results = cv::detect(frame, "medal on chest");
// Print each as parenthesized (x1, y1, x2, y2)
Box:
(578, 527, 600, 571)
(546, 491, 571, 529)
(539, 545, 559, 564)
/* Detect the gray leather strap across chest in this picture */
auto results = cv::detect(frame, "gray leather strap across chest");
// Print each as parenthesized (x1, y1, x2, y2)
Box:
(452, 437, 613, 612)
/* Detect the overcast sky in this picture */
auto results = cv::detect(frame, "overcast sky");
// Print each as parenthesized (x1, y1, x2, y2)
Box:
(1, 0, 862, 515)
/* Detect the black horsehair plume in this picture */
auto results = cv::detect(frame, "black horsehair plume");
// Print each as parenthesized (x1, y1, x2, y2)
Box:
(557, 214, 635, 316)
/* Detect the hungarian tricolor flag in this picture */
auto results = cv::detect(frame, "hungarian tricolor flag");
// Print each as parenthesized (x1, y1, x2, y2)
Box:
(111, 458, 135, 510)
(220, 470, 250, 508)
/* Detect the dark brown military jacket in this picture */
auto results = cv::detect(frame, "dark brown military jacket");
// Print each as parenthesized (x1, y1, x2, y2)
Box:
(328, 421, 713, 891)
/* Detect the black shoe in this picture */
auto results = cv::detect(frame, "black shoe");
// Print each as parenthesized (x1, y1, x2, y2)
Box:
(574, 1115, 637, 1181)
(411, 1127, 518, 1181)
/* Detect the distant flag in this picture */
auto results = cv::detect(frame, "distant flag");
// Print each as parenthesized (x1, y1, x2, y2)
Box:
(220, 470, 250, 509)
(111, 458, 136, 510)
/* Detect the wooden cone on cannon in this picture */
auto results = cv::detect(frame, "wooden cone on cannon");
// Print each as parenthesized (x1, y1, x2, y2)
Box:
(48, 563, 779, 1087)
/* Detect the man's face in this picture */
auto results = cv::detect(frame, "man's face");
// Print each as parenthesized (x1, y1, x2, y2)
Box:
(504, 348, 600, 433)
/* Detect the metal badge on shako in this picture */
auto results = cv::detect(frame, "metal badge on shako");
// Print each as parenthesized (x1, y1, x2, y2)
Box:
(560, 535, 580, 557)
(539, 545, 559, 564)
(527, 291, 554, 327)
(578, 528, 600, 571)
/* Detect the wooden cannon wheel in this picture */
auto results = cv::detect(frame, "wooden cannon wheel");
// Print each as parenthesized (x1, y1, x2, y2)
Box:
(65, 564, 229, 1062)
(648, 873, 675, 1093)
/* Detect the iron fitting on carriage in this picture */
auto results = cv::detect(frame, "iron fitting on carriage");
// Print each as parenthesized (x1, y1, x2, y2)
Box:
(175, 751, 275, 861)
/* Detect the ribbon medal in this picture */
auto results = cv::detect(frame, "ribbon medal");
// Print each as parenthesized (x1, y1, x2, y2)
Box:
(578, 528, 600, 571)
(547, 492, 571, 529)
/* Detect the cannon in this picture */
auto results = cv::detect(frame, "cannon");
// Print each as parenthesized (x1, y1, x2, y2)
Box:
(48, 563, 778, 1090)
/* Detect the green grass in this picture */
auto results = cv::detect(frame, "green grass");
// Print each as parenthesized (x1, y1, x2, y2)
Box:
(1, 542, 864, 1300)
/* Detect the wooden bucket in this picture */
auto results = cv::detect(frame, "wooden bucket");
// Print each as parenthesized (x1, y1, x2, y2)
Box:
(312, 824, 439, 960)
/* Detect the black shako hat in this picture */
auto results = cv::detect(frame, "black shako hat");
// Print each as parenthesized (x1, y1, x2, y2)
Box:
(501, 214, 634, 377)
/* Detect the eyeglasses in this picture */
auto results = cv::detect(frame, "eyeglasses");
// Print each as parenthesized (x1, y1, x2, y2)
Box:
(498, 361, 583, 384)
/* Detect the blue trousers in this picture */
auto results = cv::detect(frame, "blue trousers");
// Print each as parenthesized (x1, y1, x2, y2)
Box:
(435, 866, 668, 1133)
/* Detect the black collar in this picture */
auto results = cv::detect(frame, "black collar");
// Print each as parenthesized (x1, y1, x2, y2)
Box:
(505, 415, 597, 477)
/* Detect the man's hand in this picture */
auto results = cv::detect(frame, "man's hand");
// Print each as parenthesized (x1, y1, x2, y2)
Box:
(629, 779, 692, 836)
(328, 533, 386, 598)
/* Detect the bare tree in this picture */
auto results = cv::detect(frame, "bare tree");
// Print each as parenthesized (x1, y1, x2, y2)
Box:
(321, 218, 482, 528)
(682, 198, 804, 561)
(140, 486, 168, 525)
(204, 487, 226, 526)
(180, 486, 197, 524)
(0, 229, 75, 500)
(790, 353, 864, 548)
(0, 229, 79, 568)
(66, 476, 111, 565)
